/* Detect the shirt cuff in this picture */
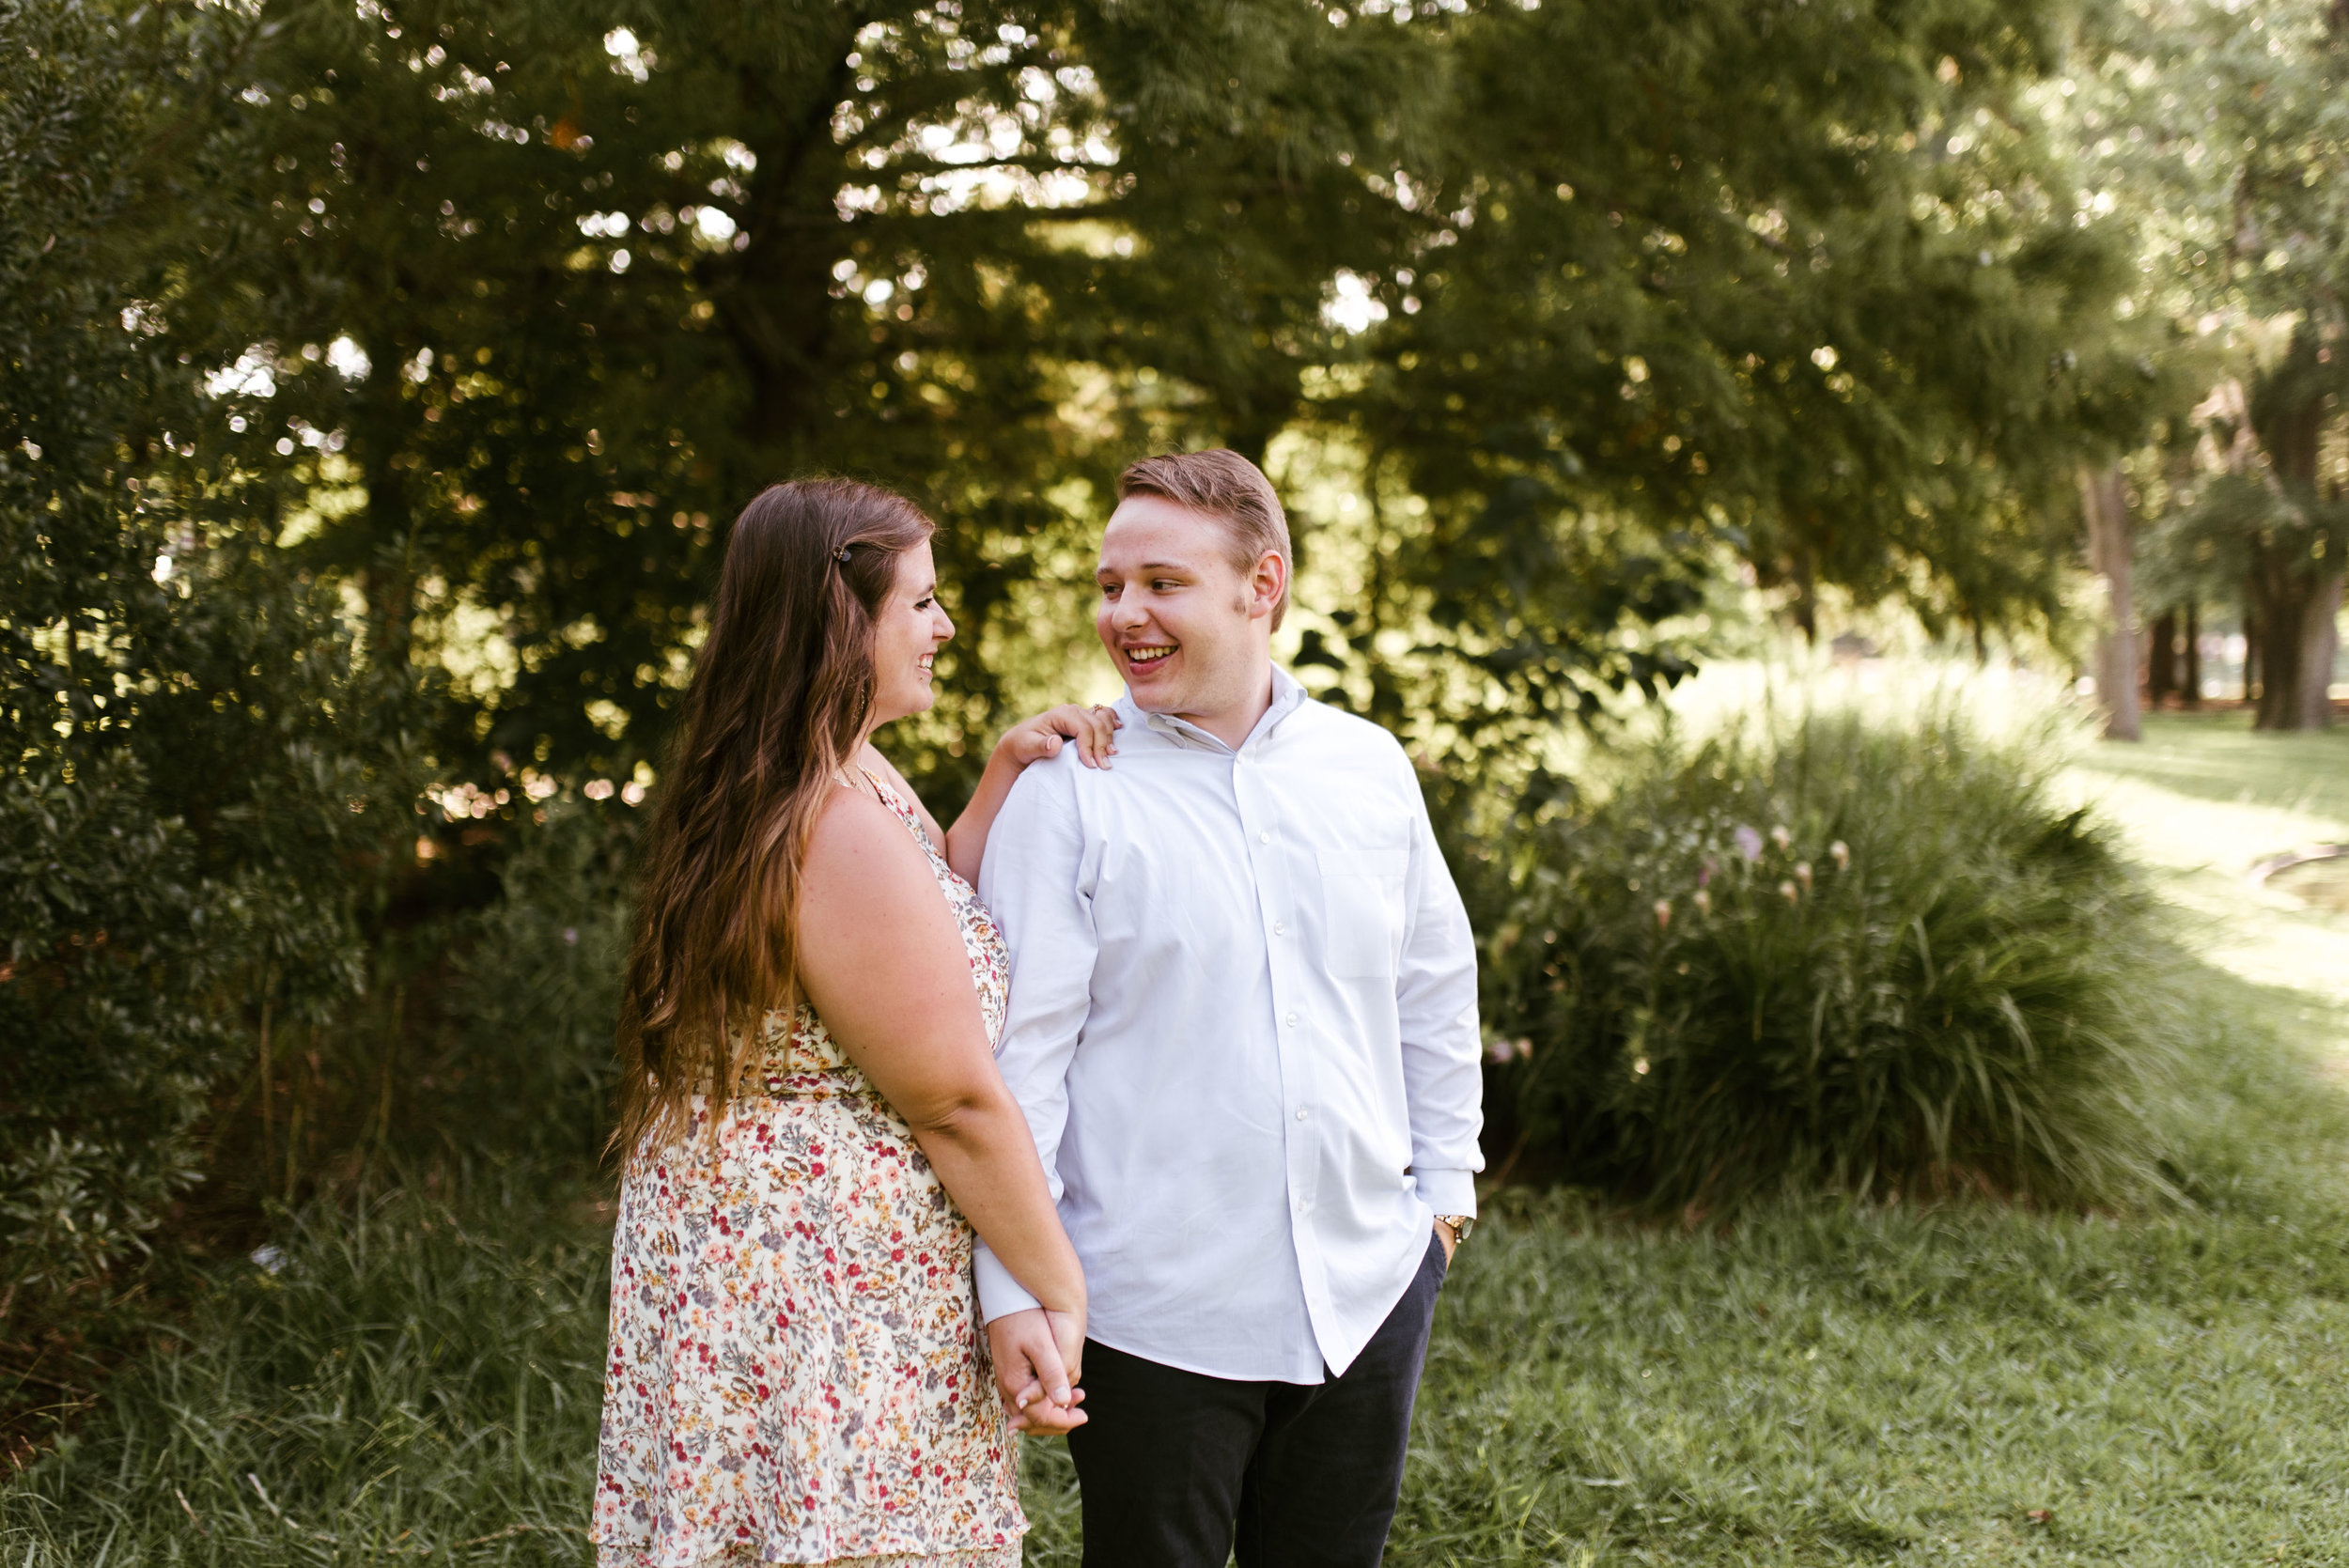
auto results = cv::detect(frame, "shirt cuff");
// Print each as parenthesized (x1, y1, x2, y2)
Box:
(972, 1240, 1043, 1324)
(1415, 1167, 1478, 1219)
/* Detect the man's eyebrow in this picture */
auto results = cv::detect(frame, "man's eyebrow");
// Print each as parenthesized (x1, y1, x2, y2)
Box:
(1101, 560, 1194, 574)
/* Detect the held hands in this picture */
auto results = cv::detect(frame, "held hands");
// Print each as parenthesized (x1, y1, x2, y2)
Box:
(998, 704, 1121, 770)
(986, 1307, 1088, 1436)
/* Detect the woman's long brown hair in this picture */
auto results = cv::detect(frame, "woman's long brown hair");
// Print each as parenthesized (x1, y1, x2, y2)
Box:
(613, 478, 935, 1160)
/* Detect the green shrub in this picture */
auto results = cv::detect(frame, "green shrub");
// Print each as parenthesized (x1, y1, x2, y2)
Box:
(2, 0, 428, 1328)
(420, 804, 633, 1172)
(1479, 698, 2180, 1210)
(0, 756, 238, 1311)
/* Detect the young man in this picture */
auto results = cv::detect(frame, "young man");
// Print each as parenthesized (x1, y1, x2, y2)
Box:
(974, 450, 1484, 1567)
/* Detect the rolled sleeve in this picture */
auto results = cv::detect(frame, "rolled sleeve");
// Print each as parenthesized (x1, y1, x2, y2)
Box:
(972, 1244, 1042, 1323)
(1413, 1167, 1479, 1219)
(1395, 783, 1484, 1202)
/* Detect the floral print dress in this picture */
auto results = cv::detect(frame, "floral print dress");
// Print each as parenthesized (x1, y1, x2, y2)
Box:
(594, 776, 1024, 1568)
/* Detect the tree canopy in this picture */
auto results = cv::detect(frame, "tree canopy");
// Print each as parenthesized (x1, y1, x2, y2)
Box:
(126, 0, 2191, 790)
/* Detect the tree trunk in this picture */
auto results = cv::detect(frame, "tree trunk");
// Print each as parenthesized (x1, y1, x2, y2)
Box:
(717, 47, 862, 466)
(2078, 463, 2139, 741)
(2246, 332, 2334, 730)
(2146, 609, 2178, 707)
(2182, 601, 2201, 708)
(2295, 569, 2342, 728)
(2248, 546, 2318, 730)
(1790, 545, 1818, 645)
(2244, 600, 2259, 704)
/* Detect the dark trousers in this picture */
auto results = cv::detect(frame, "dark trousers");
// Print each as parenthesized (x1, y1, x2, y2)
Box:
(1065, 1232, 1447, 1568)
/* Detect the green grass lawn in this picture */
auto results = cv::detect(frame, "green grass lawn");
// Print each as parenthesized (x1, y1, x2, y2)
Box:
(2066, 711, 2349, 1017)
(2074, 710, 2349, 825)
(8, 707, 2349, 1565)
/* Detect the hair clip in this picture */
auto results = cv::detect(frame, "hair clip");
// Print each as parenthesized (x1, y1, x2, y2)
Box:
(832, 545, 854, 565)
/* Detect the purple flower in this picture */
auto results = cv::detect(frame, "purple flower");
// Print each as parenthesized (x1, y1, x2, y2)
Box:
(1734, 825, 1764, 862)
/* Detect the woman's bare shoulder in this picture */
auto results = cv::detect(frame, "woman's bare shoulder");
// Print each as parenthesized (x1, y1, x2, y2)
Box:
(801, 786, 937, 910)
(797, 784, 965, 991)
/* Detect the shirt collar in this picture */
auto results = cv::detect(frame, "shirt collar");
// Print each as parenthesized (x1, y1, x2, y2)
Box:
(1127, 666, 1310, 754)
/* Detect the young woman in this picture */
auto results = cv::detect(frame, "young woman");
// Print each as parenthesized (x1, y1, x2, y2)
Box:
(594, 478, 1115, 1568)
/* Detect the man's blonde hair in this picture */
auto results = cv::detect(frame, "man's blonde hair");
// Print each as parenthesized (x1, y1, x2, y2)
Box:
(1115, 449, 1293, 630)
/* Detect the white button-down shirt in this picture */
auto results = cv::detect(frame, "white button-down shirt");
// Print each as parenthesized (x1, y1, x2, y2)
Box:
(972, 668, 1483, 1382)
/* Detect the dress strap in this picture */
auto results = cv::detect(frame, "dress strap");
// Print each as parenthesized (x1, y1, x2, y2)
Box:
(856, 766, 907, 816)
(855, 766, 938, 854)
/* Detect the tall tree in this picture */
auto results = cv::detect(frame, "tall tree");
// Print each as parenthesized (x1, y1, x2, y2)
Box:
(1299, 0, 2169, 774)
(2088, 0, 2349, 729)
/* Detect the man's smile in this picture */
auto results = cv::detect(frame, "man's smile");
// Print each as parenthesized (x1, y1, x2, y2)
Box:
(1125, 644, 1176, 666)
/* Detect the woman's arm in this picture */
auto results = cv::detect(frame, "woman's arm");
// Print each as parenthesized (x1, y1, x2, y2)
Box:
(796, 787, 1089, 1421)
(942, 705, 1120, 885)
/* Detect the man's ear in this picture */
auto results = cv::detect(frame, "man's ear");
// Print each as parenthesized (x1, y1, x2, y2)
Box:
(1247, 550, 1287, 623)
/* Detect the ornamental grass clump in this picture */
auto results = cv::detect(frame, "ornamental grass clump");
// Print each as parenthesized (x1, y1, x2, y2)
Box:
(1481, 700, 2180, 1211)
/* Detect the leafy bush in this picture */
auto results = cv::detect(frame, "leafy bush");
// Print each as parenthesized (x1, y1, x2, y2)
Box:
(0, 757, 234, 1311)
(420, 805, 634, 1172)
(1479, 697, 2180, 1209)
(2, 0, 427, 1327)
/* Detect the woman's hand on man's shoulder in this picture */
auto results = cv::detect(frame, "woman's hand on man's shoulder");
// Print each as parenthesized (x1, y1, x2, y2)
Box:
(997, 703, 1121, 771)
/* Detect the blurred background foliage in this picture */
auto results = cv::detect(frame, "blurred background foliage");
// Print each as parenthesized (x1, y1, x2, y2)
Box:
(5, 0, 2345, 1455)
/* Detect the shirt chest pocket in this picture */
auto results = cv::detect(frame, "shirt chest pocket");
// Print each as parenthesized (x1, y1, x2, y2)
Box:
(1315, 848, 1408, 979)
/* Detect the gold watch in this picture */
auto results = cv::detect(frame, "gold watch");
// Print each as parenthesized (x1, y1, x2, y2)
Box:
(1436, 1214, 1475, 1244)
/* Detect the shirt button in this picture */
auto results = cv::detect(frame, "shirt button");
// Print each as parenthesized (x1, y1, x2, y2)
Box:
(1274, 921, 1287, 936)
(1284, 1012, 1298, 1028)
(1258, 831, 1270, 845)
(1295, 1109, 1308, 1121)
